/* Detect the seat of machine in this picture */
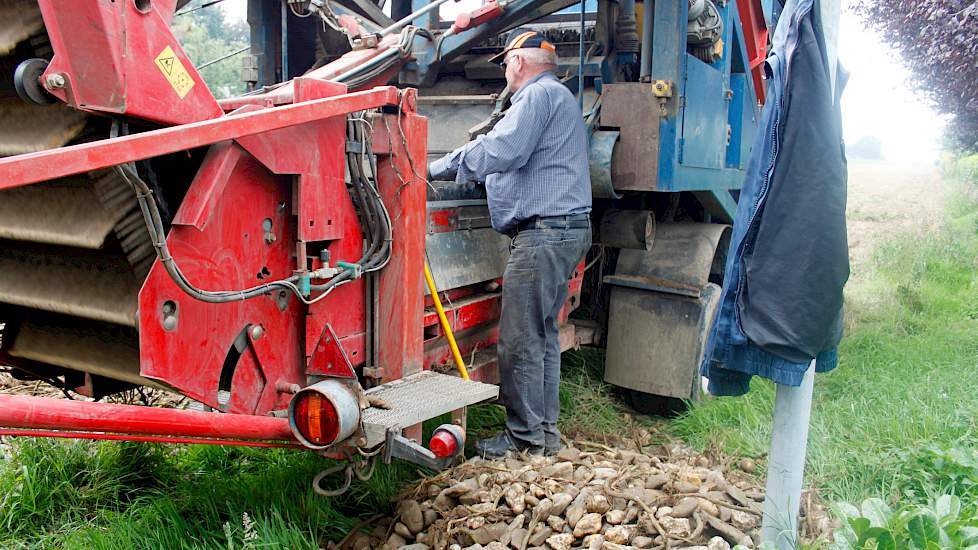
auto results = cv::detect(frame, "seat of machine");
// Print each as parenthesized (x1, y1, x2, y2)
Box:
(360, 370, 498, 447)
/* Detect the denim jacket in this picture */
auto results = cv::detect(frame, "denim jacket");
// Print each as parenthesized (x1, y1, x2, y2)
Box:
(700, 0, 849, 396)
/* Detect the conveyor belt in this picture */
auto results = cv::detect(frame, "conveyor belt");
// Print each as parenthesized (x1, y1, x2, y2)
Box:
(0, 3, 156, 393)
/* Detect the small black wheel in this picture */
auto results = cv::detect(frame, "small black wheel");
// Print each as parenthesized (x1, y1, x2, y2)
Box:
(14, 58, 56, 105)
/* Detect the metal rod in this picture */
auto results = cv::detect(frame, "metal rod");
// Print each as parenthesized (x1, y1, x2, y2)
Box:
(0, 428, 302, 448)
(0, 394, 296, 441)
(639, 0, 653, 80)
(196, 46, 250, 70)
(0, 86, 402, 190)
(379, 0, 454, 36)
(424, 262, 470, 380)
(578, 0, 585, 109)
(281, 1, 289, 80)
(760, 361, 815, 549)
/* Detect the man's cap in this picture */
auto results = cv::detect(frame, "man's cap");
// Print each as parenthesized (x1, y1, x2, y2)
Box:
(488, 29, 556, 65)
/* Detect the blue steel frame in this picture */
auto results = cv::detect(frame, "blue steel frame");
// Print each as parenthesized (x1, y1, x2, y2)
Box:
(409, 0, 760, 221)
(650, 0, 759, 220)
(247, 0, 761, 220)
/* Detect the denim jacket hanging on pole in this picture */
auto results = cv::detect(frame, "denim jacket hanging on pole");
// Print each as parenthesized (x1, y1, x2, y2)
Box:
(700, 0, 849, 397)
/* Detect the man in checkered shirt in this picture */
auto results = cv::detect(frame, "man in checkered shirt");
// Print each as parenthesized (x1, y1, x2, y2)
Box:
(429, 29, 592, 458)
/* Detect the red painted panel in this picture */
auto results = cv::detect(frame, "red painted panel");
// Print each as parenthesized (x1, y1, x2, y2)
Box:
(139, 146, 304, 414)
(37, 0, 222, 124)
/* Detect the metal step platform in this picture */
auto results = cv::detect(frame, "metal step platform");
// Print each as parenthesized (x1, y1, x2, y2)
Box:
(360, 370, 498, 447)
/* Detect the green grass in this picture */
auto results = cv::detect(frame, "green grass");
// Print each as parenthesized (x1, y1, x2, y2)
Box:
(0, 438, 422, 549)
(670, 170, 978, 508)
(0, 350, 624, 549)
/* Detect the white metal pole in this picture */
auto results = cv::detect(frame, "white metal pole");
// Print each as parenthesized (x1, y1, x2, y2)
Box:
(760, 360, 815, 548)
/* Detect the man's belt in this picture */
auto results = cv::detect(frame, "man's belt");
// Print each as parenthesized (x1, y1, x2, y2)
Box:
(513, 214, 591, 233)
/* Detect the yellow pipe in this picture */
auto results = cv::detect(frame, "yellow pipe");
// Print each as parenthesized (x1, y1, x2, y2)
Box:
(423, 262, 470, 381)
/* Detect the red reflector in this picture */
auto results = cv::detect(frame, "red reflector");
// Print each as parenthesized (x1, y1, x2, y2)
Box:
(294, 392, 340, 446)
(429, 429, 458, 458)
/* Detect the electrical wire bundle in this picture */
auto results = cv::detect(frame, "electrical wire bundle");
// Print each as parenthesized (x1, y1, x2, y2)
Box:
(307, 112, 393, 301)
(112, 112, 391, 306)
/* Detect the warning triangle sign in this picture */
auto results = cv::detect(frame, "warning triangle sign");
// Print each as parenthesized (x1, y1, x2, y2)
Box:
(158, 56, 175, 75)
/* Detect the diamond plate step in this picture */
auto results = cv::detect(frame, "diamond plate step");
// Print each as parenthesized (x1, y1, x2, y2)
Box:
(361, 371, 498, 447)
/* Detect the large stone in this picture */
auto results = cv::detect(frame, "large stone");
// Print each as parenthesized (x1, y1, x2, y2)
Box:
(586, 494, 612, 514)
(542, 462, 575, 479)
(550, 493, 574, 516)
(605, 509, 626, 525)
(400, 545, 431, 550)
(546, 515, 566, 533)
(505, 484, 527, 514)
(510, 528, 528, 549)
(461, 490, 490, 505)
(545, 533, 575, 550)
(696, 498, 720, 517)
(631, 536, 654, 549)
(533, 498, 554, 520)
(574, 466, 593, 483)
(351, 533, 372, 550)
(423, 509, 438, 528)
(573, 513, 603, 537)
(583, 534, 605, 549)
(445, 479, 479, 497)
(394, 522, 414, 540)
(386, 533, 407, 548)
(730, 510, 756, 531)
(565, 502, 586, 528)
(471, 523, 508, 546)
(528, 526, 554, 547)
(604, 525, 634, 545)
(707, 536, 731, 550)
(659, 516, 691, 538)
(593, 468, 618, 480)
(401, 500, 425, 534)
(670, 497, 699, 518)
(556, 447, 581, 462)
(645, 474, 669, 489)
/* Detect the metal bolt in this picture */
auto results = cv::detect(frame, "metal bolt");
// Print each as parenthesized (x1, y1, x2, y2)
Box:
(45, 73, 66, 89)
(250, 325, 265, 340)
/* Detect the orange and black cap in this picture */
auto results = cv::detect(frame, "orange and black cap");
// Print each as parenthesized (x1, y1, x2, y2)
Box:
(488, 29, 557, 65)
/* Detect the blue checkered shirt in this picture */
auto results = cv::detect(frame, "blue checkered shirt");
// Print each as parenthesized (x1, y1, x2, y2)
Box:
(428, 71, 592, 233)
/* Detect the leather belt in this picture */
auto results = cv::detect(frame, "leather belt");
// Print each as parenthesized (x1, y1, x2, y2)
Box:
(513, 214, 591, 234)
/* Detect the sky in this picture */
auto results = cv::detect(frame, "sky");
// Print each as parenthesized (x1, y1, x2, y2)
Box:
(218, 0, 944, 161)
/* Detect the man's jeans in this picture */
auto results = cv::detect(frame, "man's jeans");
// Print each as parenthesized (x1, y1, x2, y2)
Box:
(498, 223, 591, 448)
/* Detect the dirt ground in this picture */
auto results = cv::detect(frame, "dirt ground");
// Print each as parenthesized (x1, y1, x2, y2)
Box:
(845, 159, 945, 279)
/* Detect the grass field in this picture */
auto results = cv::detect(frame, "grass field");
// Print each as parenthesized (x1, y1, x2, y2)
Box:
(670, 160, 978, 544)
(0, 161, 976, 548)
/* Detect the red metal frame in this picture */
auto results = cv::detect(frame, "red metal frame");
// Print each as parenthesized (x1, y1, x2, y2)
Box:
(0, 430, 301, 449)
(735, 0, 769, 104)
(0, 86, 401, 190)
(0, 2, 584, 446)
(37, 0, 223, 124)
(0, 394, 295, 441)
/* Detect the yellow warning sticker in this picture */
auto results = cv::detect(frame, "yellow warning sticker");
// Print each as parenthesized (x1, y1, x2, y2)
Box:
(154, 46, 195, 99)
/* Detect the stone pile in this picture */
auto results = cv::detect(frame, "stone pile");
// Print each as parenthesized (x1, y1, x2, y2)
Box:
(342, 441, 798, 550)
